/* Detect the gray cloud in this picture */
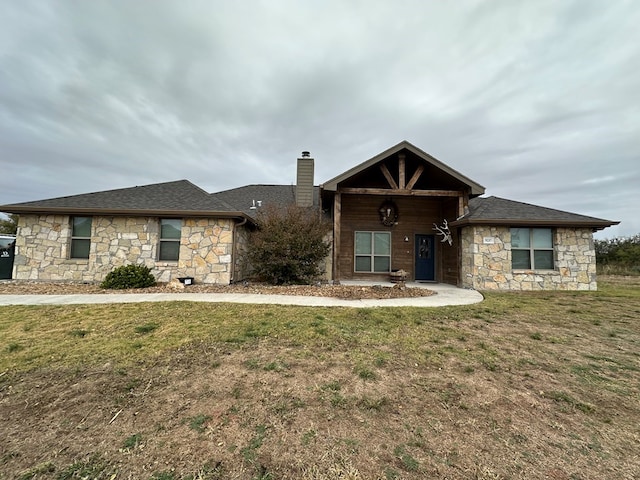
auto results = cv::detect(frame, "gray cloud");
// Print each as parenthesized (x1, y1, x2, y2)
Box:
(0, 0, 638, 238)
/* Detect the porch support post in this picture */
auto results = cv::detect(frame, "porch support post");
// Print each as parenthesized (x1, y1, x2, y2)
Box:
(332, 192, 342, 283)
(458, 191, 469, 218)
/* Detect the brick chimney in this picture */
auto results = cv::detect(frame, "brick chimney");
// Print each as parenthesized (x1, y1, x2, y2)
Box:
(296, 151, 314, 207)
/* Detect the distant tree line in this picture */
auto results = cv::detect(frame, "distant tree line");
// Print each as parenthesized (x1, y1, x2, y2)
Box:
(595, 234, 640, 275)
(0, 213, 18, 235)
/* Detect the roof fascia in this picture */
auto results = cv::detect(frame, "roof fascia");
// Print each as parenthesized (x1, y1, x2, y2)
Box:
(1, 206, 254, 223)
(450, 218, 619, 231)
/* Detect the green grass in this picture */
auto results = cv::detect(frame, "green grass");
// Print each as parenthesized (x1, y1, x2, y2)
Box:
(187, 414, 211, 433)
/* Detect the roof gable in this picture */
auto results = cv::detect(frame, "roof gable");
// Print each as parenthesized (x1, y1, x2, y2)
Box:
(321, 140, 485, 196)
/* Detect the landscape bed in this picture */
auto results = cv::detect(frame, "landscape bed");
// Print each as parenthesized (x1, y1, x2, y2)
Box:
(0, 280, 434, 300)
(0, 276, 639, 479)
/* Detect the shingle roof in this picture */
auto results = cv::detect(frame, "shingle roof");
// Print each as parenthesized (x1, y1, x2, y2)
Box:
(0, 180, 245, 218)
(451, 196, 618, 230)
(213, 184, 320, 217)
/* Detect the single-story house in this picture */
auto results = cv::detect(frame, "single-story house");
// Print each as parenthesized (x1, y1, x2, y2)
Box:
(0, 141, 618, 290)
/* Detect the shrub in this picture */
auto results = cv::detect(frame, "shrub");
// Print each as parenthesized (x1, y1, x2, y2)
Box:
(100, 264, 157, 289)
(595, 234, 640, 275)
(246, 204, 331, 285)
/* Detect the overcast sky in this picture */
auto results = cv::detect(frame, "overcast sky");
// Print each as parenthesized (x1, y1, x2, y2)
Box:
(1, 0, 638, 238)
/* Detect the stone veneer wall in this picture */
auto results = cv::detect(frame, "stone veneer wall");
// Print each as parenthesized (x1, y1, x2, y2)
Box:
(460, 226, 597, 291)
(14, 215, 235, 284)
(231, 224, 251, 283)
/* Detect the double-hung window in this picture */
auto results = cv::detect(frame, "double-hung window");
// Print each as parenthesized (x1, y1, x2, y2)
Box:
(511, 228, 554, 270)
(159, 219, 181, 261)
(355, 231, 391, 273)
(70, 217, 92, 259)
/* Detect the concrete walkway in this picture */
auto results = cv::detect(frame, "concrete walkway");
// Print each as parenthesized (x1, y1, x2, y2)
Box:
(0, 282, 483, 308)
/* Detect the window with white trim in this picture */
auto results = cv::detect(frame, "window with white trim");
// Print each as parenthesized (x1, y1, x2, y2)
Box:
(511, 227, 554, 270)
(354, 231, 391, 273)
(159, 219, 181, 261)
(70, 216, 92, 259)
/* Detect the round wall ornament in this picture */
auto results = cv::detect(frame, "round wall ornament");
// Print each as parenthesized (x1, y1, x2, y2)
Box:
(379, 199, 399, 226)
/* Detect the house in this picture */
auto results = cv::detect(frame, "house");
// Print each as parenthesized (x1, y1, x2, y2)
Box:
(0, 141, 618, 290)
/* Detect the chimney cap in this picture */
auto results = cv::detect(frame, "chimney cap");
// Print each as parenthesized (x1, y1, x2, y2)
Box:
(301, 151, 311, 158)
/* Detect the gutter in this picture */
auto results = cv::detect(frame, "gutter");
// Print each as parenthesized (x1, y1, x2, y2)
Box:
(0, 206, 255, 224)
(449, 218, 620, 231)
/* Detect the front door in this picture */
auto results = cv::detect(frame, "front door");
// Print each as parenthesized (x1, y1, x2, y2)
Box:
(415, 234, 435, 281)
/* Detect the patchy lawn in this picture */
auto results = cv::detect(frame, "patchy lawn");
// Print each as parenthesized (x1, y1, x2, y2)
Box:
(1, 277, 639, 479)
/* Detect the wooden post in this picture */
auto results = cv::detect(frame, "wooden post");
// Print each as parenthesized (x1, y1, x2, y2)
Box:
(333, 192, 341, 283)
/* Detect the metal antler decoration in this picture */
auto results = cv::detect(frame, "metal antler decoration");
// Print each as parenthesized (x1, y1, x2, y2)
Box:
(433, 219, 453, 246)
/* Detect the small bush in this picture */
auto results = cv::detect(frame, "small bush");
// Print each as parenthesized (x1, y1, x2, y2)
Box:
(100, 264, 157, 289)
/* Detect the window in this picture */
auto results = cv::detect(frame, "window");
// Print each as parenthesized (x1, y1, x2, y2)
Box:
(511, 228, 554, 270)
(159, 219, 181, 261)
(355, 231, 391, 272)
(70, 217, 92, 259)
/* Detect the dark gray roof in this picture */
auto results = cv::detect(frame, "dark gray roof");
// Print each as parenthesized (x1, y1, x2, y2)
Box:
(0, 180, 246, 218)
(213, 184, 320, 217)
(451, 196, 618, 230)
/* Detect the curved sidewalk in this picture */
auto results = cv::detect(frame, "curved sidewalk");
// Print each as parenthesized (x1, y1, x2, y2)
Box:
(0, 283, 483, 308)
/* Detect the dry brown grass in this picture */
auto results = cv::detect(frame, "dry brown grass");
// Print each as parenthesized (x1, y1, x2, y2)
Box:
(1, 276, 639, 479)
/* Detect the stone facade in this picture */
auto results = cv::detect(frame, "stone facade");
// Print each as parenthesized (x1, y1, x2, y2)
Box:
(12, 215, 599, 290)
(174, 218, 234, 284)
(460, 225, 597, 291)
(231, 224, 251, 283)
(14, 215, 236, 284)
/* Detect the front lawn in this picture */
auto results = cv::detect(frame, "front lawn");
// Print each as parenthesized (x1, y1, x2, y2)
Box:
(1, 277, 639, 479)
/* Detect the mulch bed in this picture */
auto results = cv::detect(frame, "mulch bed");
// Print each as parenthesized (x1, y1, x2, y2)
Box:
(0, 280, 434, 300)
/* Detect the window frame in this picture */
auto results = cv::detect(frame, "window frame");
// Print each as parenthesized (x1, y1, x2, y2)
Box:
(70, 216, 92, 259)
(510, 227, 555, 270)
(158, 218, 182, 262)
(354, 231, 391, 273)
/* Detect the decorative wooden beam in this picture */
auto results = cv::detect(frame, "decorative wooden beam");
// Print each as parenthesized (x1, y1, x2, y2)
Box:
(379, 164, 398, 190)
(339, 187, 462, 197)
(406, 164, 425, 190)
(398, 154, 406, 190)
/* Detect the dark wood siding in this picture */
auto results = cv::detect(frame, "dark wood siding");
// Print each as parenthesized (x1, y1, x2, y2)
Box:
(440, 197, 460, 286)
(338, 194, 459, 283)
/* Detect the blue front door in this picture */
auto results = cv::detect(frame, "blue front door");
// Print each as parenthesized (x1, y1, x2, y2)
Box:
(415, 234, 435, 281)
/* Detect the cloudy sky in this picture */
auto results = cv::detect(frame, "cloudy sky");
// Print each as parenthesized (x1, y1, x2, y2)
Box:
(0, 0, 638, 238)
